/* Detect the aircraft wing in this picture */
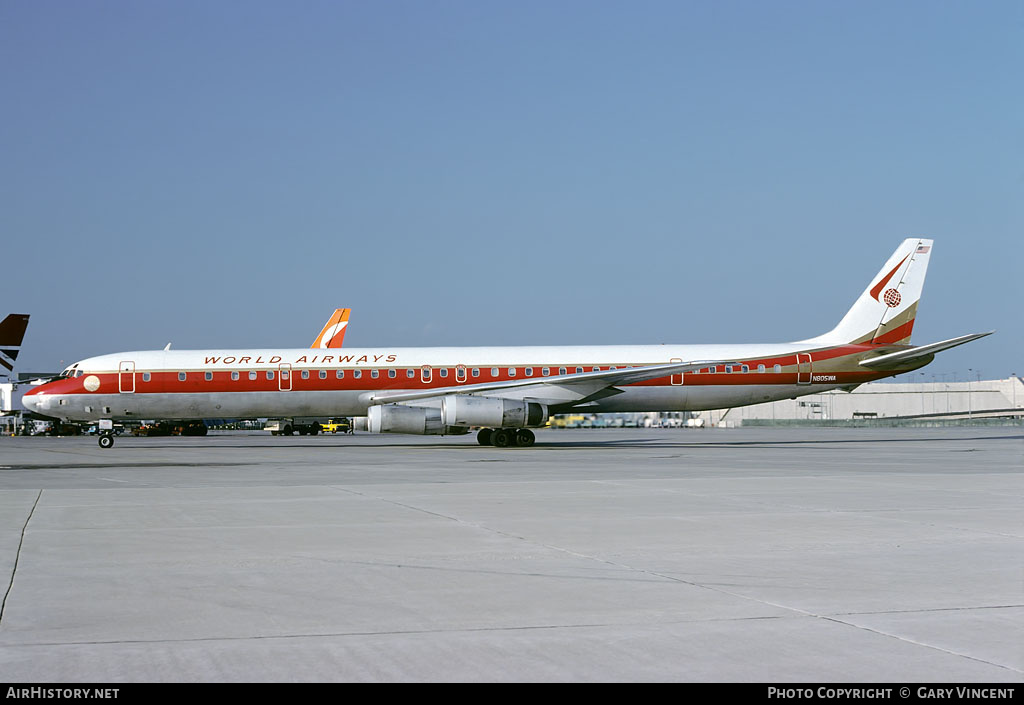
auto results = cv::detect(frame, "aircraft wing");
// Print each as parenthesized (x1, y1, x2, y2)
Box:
(361, 360, 719, 407)
(858, 331, 994, 370)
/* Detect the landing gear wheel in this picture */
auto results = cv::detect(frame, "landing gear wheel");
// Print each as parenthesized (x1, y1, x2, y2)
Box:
(477, 428, 493, 446)
(514, 429, 535, 447)
(491, 429, 511, 448)
(98, 433, 114, 449)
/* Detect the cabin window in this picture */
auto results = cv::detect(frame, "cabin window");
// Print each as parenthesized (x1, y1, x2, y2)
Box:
(353, 370, 362, 379)
(421, 366, 431, 383)
(178, 372, 186, 382)
(774, 364, 782, 373)
(472, 368, 480, 377)
(336, 370, 344, 379)
(439, 368, 448, 378)
(249, 371, 257, 380)
(593, 366, 600, 372)
(301, 370, 309, 380)
(267, 371, 275, 380)
(371, 369, 379, 378)
(576, 367, 583, 374)
(231, 371, 239, 381)
(725, 365, 733, 374)
(610, 366, 617, 370)
(525, 367, 533, 377)
(742, 365, 749, 373)
(508, 367, 516, 377)
(142, 373, 151, 382)
(709, 366, 716, 374)
(456, 366, 466, 382)
(559, 367, 567, 376)
(407, 369, 415, 379)
(491, 367, 499, 377)
(388, 369, 396, 378)
(319, 370, 327, 379)
(205, 372, 213, 381)
(541, 367, 550, 376)
(758, 364, 765, 373)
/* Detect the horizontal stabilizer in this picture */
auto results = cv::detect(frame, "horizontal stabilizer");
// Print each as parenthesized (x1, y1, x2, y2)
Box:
(858, 331, 994, 369)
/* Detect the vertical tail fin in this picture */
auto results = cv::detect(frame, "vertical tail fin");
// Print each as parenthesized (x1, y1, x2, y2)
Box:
(311, 308, 351, 349)
(809, 239, 932, 345)
(0, 313, 30, 374)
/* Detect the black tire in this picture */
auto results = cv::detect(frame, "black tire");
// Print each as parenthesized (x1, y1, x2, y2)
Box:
(514, 429, 535, 447)
(311, 424, 320, 435)
(283, 425, 294, 436)
(491, 429, 511, 448)
(98, 434, 114, 449)
(477, 428, 493, 446)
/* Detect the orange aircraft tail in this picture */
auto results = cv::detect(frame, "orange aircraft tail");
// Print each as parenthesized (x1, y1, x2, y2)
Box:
(311, 309, 351, 349)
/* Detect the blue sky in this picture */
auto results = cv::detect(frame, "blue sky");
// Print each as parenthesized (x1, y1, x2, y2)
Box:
(3, 1, 1021, 380)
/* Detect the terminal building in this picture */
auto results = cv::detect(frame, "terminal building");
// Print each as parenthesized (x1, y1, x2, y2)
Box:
(548, 376, 1024, 429)
(697, 375, 1024, 427)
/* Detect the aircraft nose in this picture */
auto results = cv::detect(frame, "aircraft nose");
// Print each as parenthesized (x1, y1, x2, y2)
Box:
(22, 391, 39, 412)
(22, 389, 45, 414)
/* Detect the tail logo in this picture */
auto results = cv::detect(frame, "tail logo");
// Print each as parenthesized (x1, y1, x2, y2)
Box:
(318, 321, 348, 348)
(869, 254, 909, 305)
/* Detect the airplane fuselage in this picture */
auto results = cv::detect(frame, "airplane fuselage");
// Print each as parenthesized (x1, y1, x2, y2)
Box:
(24, 340, 921, 423)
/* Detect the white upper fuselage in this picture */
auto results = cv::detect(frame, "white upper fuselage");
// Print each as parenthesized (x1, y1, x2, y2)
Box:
(76, 342, 808, 371)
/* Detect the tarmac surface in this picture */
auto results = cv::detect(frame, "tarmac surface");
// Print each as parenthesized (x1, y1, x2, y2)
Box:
(0, 426, 1021, 682)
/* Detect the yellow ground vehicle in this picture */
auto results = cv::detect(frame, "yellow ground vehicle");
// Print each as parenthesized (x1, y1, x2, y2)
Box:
(320, 418, 353, 434)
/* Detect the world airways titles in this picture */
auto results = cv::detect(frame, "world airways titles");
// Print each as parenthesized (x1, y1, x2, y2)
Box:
(203, 353, 399, 366)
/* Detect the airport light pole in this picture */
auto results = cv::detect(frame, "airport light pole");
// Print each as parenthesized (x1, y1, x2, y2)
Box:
(967, 368, 973, 419)
(920, 372, 925, 415)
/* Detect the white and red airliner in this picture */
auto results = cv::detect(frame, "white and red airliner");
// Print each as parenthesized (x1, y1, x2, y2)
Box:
(24, 239, 991, 448)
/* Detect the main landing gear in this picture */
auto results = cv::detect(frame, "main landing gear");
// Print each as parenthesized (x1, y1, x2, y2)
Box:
(477, 428, 535, 448)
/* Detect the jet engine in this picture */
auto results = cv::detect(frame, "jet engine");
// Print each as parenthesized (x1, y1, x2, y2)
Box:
(365, 404, 469, 435)
(440, 395, 548, 428)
